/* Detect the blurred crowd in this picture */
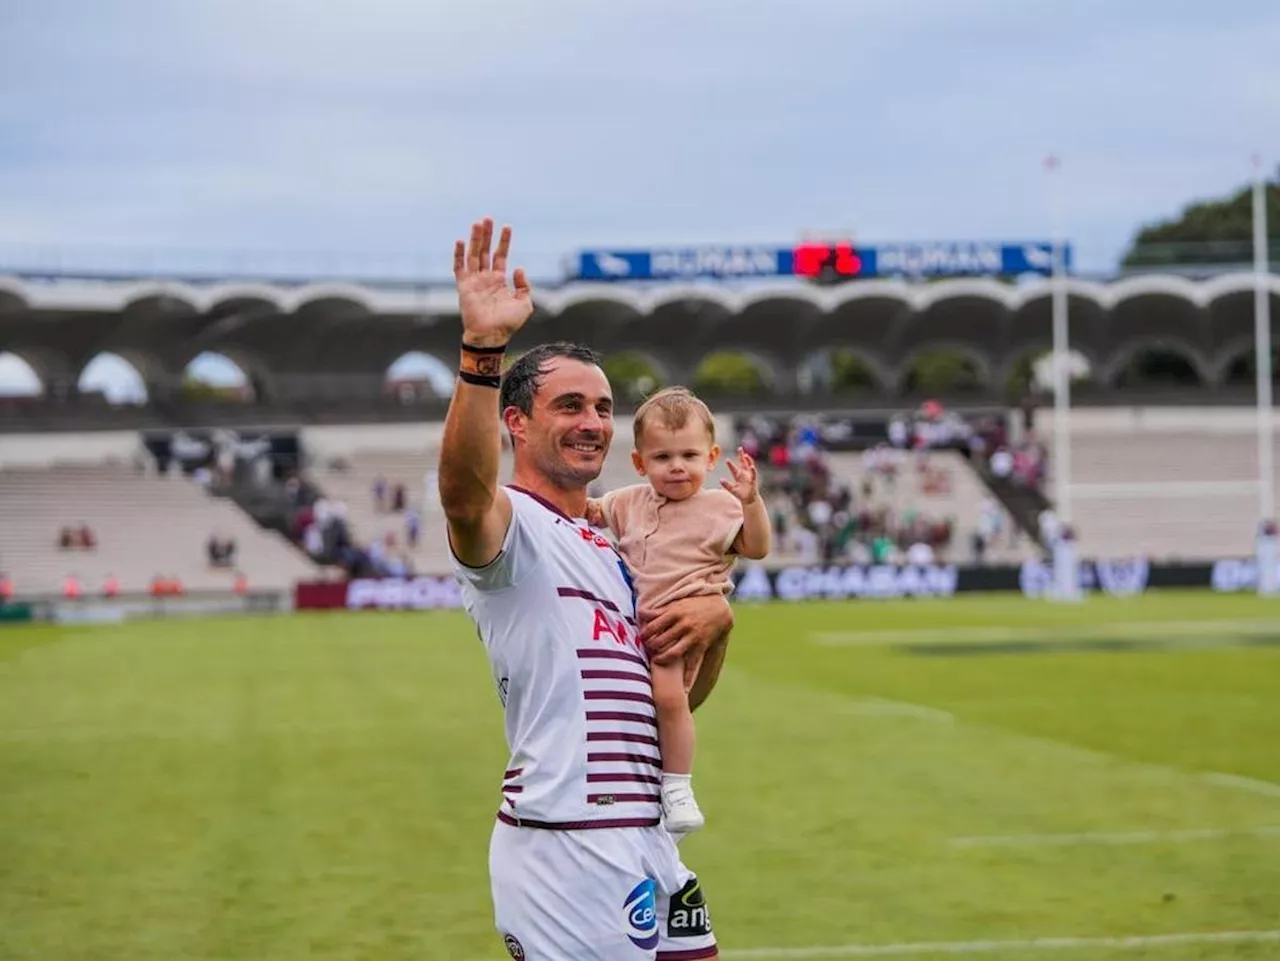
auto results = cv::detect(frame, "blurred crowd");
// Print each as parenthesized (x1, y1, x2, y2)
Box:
(283, 472, 424, 579)
(735, 401, 1042, 566)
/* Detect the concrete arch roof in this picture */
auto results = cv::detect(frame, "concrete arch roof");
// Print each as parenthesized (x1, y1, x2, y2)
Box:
(204, 283, 288, 312)
(1008, 277, 1112, 310)
(282, 282, 375, 313)
(1098, 335, 1214, 385)
(3, 271, 1278, 319)
(0, 275, 30, 310)
(1201, 271, 1280, 304)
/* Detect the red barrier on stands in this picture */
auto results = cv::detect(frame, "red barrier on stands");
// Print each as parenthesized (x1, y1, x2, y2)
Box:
(294, 576, 464, 611)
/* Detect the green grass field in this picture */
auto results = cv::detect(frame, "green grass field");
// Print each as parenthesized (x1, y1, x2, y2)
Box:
(3, 592, 1280, 961)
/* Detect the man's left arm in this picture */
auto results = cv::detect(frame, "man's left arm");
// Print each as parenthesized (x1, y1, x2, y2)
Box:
(641, 594, 735, 707)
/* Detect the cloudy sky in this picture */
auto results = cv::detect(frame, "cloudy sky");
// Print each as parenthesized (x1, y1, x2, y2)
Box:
(1, 0, 1278, 394)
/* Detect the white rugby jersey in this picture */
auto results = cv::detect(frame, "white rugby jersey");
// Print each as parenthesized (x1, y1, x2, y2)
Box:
(452, 485, 662, 830)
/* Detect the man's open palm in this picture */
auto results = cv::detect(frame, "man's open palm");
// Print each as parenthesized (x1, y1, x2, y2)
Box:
(453, 217, 534, 345)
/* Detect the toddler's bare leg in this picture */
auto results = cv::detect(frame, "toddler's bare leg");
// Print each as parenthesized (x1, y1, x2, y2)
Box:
(651, 655, 705, 835)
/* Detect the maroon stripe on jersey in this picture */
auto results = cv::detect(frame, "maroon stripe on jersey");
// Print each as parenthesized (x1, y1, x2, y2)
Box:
(557, 586, 619, 612)
(496, 810, 660, 831)
(587, 792, 660, 805)
(657, 948, 720, 960)
(587, 772, 661, 785)
(503, 768, 523, 780)
(587, 731, 660, 746)
(581, 669, 651, 684)
(586, 710, 658, 727)
(507, 485, 573, 521)
(502, 785, 524, 794)
(589, 751, 662, 767)
(577, 647, 648, 668)
(585, 690, 655, 706)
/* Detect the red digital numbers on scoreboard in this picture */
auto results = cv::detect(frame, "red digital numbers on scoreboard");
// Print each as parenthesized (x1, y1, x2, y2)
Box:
(793, 242, 863, 279)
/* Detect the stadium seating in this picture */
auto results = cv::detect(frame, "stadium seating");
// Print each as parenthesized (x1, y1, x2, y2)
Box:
(310, 441, 654, 576)
(0, 464, 317, 595)
(1054, 429, 1280, 560)
(309, 441, 1033, 572)
(823, 450, 1035, 565)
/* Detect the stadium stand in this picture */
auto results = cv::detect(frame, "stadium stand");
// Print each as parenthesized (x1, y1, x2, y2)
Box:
(1057, 427, 1280, 561)
(0, 463, 316, 596)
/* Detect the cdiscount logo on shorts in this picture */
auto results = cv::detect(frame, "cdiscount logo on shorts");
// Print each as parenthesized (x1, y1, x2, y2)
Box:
(623, 878, 659, 950)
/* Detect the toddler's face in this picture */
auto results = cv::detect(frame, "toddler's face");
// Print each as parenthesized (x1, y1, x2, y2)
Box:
(632, 422, 719, 501)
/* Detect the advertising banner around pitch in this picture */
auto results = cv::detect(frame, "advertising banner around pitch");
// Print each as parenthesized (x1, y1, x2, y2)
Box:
(293, 555, 1262, 614)
(295, 576, 465, 611)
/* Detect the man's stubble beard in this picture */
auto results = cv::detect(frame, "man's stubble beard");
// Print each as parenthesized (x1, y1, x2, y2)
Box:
(535, 442, 605, 490)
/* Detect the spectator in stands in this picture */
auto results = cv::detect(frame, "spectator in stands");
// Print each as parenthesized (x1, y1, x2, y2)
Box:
(62, 574, 82, 600)
(303, 522, 325, 559)
(405, 507, 421, 548)
(978, 496, 1006, 548)
(971, 529, 987, 565)
(392, 482, 407, 513)
(0, 573, 13, 603)
(906, 539, 935, 566)
(1038, 508, 1062, 547)
(57, 525, 97, 550)
(372, 475, 388, 512)
(989, 445, 1014, 480)
(888, 417, 909, 449)
(233, 571, 249, 594)
(103, 573, 119, 598)
(206, 534, 237, 568)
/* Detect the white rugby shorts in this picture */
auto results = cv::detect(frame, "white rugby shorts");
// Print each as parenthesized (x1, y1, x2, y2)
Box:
(488, 819, 718, 961)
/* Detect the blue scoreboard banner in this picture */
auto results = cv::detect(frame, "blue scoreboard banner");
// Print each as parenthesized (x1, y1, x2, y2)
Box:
(572, 241, 1071, 282)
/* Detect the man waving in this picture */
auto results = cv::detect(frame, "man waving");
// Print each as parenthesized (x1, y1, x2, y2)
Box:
(440, 217, 732, 960)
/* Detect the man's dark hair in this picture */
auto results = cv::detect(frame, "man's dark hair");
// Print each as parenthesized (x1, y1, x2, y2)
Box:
(500, 342, 603, 415)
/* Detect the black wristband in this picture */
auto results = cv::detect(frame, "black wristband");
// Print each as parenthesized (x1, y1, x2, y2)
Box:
(458, 369, 501, 389)
(461, 341, 508, 355)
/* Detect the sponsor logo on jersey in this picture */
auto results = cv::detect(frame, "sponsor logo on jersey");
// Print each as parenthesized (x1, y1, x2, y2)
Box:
(623, 878, 659, 949)
(502, 933, 525, 960)
(667, 877, 713, 938)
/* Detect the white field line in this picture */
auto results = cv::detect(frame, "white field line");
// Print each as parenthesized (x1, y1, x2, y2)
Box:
(812, 618, 1280, 648)
(1069, 480, 1259, 498)
(840, 697, 955, 724)
(1202, 771, 1280, 799)
(950, 825, 1280, 848)
(720, 928, 1280, 959)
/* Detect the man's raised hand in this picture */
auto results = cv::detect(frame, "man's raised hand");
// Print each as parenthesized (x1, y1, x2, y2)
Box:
(453, 217, 534, 348)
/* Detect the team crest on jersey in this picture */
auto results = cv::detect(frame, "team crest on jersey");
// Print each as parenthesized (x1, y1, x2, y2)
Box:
(667, 877, 713, 938)
(623, 878, 659, 949)
(502, 933, 525, 959)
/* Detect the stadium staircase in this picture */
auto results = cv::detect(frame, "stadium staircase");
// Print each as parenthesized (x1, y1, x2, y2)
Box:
(974, 464, 1052, 550)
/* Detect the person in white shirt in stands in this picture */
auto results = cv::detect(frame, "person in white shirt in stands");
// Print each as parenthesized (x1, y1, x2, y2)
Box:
(440, 217, 733, 961)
